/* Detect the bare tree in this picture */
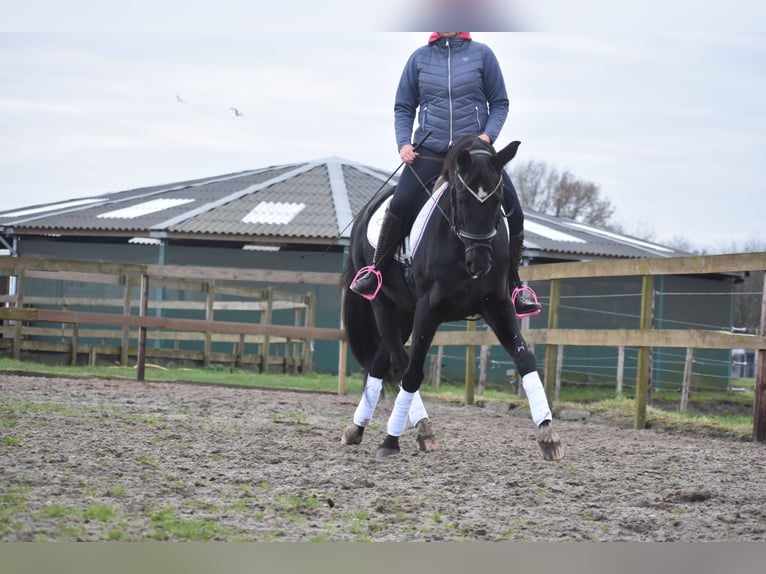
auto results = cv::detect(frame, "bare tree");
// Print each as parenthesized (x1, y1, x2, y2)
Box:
(509, 160, 616, 228)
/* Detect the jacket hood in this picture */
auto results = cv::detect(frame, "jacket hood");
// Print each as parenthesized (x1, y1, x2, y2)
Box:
(428, 32, 472, 43)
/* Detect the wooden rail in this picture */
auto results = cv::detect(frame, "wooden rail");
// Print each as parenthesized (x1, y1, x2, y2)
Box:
(2, 252, 766, 440)
(0, 256, 331, 377)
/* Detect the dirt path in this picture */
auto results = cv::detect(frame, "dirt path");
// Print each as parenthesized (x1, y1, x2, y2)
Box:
(1, 374, 764, 541)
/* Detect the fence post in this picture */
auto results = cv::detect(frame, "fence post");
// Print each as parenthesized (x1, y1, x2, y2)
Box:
(203, 281, 215, 368)
(434, 346, 444, 387)
(634, 275, 655, 429)
(303, 292, 316, 372)
(120, 274, 132, 367)
(12, 268, 25, 361)
(543, 278, 561, 402)
(136, 274, 149, 382)
(753, 278, 766, 441)
(337, 290, 347, 395)
(680, 347, 693, 413)
(70, 324, 79, 366)
(555, 344, 564, 402)
(465, 321, 476, 405)
(616, 346, 625, 398)
(478, 344, 490, 395)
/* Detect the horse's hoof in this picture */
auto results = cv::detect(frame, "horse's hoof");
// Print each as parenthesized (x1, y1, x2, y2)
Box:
(340, 424, 364, 445)
(375, 435, 400, 458)
(537, 421, 564, 461)
(415, 418, 439, 452)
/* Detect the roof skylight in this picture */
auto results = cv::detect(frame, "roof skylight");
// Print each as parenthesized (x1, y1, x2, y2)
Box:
(242, 202, 305, 225)
(98, 198, 194, 219)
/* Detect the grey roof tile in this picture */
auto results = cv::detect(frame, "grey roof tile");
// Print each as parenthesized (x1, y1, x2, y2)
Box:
(0, 157, 689, 260)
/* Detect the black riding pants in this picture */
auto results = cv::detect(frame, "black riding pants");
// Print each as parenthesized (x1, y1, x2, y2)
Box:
(388, 150, 525, 236)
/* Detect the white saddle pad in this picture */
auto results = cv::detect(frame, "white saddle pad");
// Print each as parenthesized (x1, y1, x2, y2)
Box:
(366, 181, 449, 262)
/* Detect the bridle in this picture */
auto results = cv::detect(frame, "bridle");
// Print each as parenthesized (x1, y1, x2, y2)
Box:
(449, 148, 504, 255)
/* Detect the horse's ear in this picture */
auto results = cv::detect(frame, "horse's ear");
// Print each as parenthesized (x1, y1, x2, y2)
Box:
(457, 149, 472, 173)
(497, 141, 521, 167)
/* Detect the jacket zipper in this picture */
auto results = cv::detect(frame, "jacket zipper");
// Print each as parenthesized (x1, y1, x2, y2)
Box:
(447, 39, 453, 148)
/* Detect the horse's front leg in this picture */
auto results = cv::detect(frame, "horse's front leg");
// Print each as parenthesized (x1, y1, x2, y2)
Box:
(481, 297, 564, 461)
(377, 300, 440, 458)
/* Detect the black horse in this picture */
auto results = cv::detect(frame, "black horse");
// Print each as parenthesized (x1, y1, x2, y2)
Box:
(340, 135, 563, 461)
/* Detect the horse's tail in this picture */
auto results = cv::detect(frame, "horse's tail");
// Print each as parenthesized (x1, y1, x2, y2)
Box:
(340, 255, 381, 374)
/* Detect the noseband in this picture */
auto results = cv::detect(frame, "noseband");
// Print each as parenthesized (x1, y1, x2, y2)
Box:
(450, 148, 503, 251)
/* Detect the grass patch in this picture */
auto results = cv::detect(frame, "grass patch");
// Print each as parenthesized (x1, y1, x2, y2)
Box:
(149, 506, 231, 541)
(0, 357, 362, 394)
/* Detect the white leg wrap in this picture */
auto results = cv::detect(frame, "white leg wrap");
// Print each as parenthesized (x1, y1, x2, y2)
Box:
(522, 371, 552, 426)
(352, 375, 383, 427)
(408, 391, 428, 427)
(387, 387, 416, 437)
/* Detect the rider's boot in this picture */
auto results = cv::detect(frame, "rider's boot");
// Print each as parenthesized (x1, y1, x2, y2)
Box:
(510, 232, 542, 317)
(350, 208, 404, 298)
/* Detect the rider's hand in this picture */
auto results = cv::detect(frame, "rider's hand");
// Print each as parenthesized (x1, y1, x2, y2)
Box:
(478, 133, 492, 144)
(399, 144, 419, 164)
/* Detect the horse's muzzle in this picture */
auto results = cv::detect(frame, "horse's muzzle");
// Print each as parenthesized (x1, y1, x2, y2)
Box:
(464, 244, 493, 279)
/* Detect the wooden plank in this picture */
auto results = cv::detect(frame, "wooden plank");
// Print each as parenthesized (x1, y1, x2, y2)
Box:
(25, 270, 123, 285)
(430, 328, 766, 350)
(31, 308, 346, 341)
(145, 263, 341, 286)
(521, 251, 766, 281)
(0, 307, 39, 321)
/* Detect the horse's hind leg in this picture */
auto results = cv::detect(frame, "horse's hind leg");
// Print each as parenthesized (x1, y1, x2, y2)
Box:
(341, 345, 390, 446)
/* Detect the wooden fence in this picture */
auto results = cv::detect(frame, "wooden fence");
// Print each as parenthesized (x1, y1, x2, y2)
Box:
(430, 251, 766, 441)
(2, 252, 766, 441)
(0, 256, 342, 377)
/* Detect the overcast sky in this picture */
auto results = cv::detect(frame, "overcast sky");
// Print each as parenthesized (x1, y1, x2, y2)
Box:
(1, 3, 765, 253)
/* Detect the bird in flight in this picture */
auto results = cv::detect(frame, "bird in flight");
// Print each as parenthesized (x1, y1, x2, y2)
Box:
(176, 95, 185, 103)
(229, 107, 243, 117)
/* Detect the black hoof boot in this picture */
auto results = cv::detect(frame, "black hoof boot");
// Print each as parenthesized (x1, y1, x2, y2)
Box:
(375, 434, 401, 458)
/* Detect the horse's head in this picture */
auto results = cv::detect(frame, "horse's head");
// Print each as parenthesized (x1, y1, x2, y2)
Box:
(444, 136, 521, 279)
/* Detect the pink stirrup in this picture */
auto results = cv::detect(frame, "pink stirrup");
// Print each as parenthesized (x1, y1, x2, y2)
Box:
(511, 285, 542, 318)
(350, 266, 383, 301)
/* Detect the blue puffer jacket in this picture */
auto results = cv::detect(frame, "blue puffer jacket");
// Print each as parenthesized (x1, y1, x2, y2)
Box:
(394, 34, 509, 154)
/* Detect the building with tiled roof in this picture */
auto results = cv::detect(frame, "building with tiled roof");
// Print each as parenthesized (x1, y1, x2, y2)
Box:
(0, 157, 735, 385)
(0, 157, 687, 261)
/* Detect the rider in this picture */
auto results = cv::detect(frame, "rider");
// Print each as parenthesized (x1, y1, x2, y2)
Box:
(350, 32, 541, 317)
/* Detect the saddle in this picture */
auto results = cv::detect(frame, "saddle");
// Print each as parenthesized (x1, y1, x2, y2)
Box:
(365, 177, 449, 264)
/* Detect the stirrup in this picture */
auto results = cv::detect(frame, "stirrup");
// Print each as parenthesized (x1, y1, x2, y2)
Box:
(350, 266, 383, 301)
(512, 285, 541, 318)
